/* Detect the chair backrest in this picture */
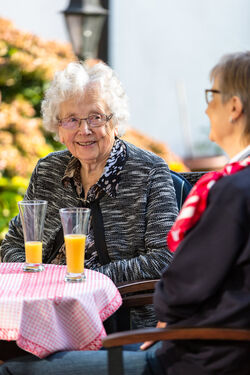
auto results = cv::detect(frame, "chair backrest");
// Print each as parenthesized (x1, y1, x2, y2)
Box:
(170, 170, 192, 210)
(180, 171, 208, 186)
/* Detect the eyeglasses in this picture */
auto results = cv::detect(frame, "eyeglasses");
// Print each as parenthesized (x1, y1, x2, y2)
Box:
(58, 113, 113, 130)
(205, 89, 221, 104)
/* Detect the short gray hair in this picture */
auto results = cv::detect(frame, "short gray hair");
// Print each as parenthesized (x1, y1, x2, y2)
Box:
(41, 61, 129, 139)
(210, 51, 250, 138)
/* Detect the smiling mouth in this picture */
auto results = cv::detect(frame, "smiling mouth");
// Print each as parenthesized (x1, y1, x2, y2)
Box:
(76, 141, 96, 146)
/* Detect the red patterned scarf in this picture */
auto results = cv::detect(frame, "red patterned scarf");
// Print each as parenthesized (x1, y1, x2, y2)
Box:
(167, 156, 250, 253)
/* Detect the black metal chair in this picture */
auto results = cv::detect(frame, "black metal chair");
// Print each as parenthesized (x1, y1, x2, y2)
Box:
(170, 170, 192, 210)
(180, 171, 207, 185)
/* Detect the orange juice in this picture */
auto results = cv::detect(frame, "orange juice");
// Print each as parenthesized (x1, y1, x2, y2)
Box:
(25, 241, 42, 263)
(64, 234, 86, 274)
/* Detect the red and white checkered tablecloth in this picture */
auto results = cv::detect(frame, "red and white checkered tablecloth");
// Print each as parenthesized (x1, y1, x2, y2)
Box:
(0, 263, 122, 358)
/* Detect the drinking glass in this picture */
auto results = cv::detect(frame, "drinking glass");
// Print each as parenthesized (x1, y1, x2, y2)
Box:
(18, 200, 48, 272)
(59, 207, 90, 282)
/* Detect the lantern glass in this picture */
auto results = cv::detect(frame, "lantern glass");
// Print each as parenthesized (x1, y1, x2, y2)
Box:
(65, 13, 106, 59)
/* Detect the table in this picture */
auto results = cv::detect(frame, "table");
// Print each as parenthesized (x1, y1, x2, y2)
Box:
(0, 263, 122, 358)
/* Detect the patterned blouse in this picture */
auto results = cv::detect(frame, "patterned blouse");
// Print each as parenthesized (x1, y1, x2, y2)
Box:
(52, 138, 127, 268)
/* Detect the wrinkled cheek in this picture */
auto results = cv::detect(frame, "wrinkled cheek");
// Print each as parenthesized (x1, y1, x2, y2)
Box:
(64, 138, 78, 154)
(99, 128, 110, 138)
(65, 135, 75, 145)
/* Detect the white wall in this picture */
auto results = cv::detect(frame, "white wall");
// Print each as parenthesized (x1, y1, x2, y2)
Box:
(0, 0, 69, 42)
(110, 0, 250, 157)
(1, 0, 250, 157)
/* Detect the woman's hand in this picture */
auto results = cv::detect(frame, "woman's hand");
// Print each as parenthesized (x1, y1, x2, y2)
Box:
(140, 321, 167, 350)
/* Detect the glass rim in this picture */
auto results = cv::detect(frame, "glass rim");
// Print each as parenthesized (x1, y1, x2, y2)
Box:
(18, 200, 48, 206)
(59, 207, 90, 213)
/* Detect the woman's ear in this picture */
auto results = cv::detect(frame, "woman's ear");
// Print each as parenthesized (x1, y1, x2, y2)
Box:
(230, 96, 243, 123)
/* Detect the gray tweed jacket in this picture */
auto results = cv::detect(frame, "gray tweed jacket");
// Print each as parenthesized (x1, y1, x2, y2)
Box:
(1, 141, 178, 327)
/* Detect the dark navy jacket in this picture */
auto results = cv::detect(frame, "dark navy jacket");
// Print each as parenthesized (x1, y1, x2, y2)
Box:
(154, 167, 250, 375)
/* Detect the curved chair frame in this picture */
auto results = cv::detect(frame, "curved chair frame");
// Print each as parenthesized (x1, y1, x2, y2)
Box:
(103, 327, 250, 375)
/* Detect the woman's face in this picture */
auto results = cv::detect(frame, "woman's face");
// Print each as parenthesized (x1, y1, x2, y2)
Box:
(58, 86, 116, 166)
(205, 77, 233, 148)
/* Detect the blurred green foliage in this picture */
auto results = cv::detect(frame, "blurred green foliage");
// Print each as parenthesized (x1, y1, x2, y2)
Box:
(0, 46, 50, 115)
(0, 176, 28, 241)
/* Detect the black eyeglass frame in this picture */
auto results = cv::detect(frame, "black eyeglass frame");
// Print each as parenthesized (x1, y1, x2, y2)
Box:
(205, 89, 221, 104)
(58, 113, 113, 129)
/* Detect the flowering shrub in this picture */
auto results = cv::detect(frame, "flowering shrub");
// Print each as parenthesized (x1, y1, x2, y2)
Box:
(0, 176, 28, 241)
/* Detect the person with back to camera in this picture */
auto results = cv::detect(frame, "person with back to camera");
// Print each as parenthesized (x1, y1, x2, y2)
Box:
(1, 51, 249, 375)
(0, 61, 178, 329)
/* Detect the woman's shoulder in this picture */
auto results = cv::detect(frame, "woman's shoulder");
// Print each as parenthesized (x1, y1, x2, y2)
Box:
(123, 140, 168, 168)
(37, 149, 71, 166)
(33, 150, 72, 177)
(211, 166, 250, 204)
(216, 166, 250, 191)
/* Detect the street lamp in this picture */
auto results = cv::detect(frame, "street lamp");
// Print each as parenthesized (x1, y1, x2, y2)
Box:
(62, 0, 108, 60)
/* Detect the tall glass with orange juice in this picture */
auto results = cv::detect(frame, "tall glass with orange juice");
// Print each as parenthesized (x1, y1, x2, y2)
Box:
(64, 234, 86, 273)
(60, 208, 90, 282)
(18, 200, 47, 272)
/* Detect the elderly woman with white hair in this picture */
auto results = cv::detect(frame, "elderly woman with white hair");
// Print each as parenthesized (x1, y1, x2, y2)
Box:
(0, 61, 178, 328)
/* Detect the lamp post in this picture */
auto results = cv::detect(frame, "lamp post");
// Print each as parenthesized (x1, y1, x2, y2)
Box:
(62, 0, 108, 60)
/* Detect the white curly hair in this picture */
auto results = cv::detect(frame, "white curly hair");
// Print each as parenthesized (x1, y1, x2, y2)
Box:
(41, 61, 129, 139)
